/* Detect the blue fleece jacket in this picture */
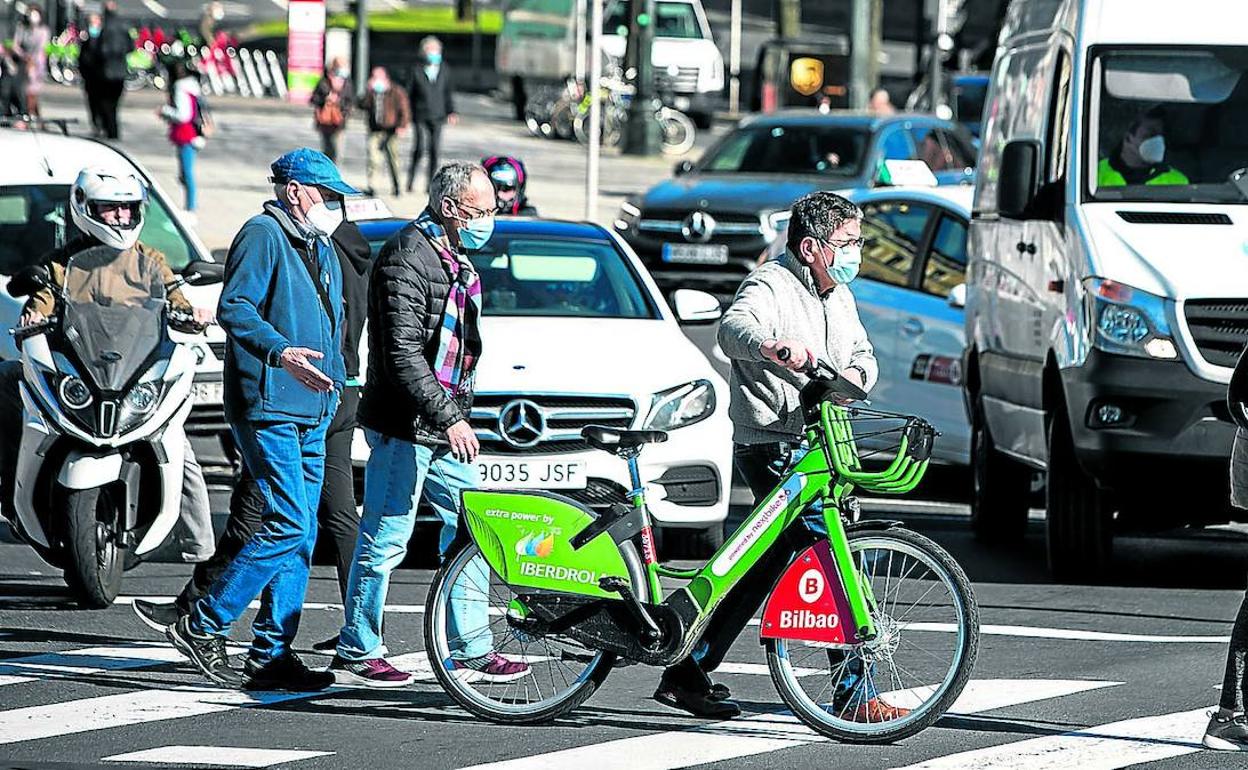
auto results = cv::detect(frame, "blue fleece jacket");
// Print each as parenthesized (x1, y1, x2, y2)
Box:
(218, 202, 345, 425)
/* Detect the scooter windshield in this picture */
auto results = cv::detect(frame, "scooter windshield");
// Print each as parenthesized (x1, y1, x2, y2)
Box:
(61, 245, 167, 393)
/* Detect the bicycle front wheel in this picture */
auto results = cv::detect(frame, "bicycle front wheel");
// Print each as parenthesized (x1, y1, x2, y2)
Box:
(766, 527, 978, 743)
(424, 543, 616, 724)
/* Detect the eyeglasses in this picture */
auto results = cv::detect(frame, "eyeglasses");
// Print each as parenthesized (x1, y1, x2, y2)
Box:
(455, 200, 495, 219)
(825, 236, 865, 250)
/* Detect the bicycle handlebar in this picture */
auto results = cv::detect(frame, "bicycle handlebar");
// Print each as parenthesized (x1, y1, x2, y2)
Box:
(777, 345, 868, 402)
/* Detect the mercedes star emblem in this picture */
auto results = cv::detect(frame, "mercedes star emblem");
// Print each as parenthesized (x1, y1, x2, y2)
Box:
(498, 399, 544, 448)
(682, 210, 716, 243)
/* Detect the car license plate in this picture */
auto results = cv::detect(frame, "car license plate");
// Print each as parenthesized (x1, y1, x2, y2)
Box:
(662, 243, 729, 265)
(477, 460, 588, 490)
(192, 381, 224, 406)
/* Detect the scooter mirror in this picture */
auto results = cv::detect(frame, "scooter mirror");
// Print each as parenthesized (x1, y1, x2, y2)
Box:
(182, 260, 225, 286)
(7, 264, 51, 298)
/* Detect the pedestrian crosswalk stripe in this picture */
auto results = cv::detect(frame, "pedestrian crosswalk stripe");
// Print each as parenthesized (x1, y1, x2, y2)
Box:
(454, 679, 1122, 770)
(0, 644, 218, 688)
(713, 662, 821, 677)
(742, 618, 1230, 643)
(103, 746, 334, 767)
(889, 707, 1210, 769)
(116, 596, 429, 614)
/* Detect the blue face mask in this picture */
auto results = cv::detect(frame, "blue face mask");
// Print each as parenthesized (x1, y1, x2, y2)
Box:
(371, 81, 385, 93)
(458, 214, 494, 250)
(88, 26, 101, 38)
(426, 52, 442, 65)
(828, 243, 862, 285)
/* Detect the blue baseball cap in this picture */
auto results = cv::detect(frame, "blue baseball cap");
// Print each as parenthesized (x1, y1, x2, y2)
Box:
(270, 147, 360, 196)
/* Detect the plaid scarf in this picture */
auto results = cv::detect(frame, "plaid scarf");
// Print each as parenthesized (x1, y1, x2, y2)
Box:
(413, 208, 482, 396)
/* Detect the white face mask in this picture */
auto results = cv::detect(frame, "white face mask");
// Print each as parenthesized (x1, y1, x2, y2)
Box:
(304, 200, 343, 237)
(1138, 135, 1166, 165)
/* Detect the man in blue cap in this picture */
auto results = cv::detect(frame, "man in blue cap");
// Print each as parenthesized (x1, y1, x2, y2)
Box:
(166, 148, 352, 691)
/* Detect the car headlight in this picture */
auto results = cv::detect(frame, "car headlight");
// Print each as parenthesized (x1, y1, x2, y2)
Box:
(644, 380, 716, 431)
(58, 376, 93, 410)
(762, 210, 791, 243)
(1084, 278, 1178, 360)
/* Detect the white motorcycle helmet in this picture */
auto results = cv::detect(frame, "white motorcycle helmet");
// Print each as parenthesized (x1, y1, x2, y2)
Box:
(69, 168, 147, 250)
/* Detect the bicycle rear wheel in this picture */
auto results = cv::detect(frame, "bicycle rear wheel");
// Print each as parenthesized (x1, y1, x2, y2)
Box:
(424, 543, 616, 724)
(765, 527, 978, 743)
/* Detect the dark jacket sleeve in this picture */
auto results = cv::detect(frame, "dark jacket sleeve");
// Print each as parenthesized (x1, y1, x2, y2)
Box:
(373, 240, 461, 431)
(443, 68, 455, 115)
(310, 77, 329, 107)
(396, 88, 411, 129)
(218, 221, 290, 366)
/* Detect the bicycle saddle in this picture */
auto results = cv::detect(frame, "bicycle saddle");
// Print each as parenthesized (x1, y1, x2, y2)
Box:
(581, 425, 668, 454)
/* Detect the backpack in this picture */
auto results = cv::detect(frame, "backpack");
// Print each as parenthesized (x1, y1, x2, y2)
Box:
(191, 94, 215, 138)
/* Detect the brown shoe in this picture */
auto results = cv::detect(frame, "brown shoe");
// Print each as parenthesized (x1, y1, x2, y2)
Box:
(845, 697, 910, 722)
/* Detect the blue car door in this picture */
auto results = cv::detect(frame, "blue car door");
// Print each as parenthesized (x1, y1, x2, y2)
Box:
(895, 211, 971, 465)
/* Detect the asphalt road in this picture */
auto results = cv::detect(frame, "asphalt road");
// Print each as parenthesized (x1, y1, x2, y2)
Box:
(0, 511, 1246, 770)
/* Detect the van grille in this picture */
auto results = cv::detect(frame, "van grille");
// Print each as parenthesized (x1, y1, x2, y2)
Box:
(656, 65, 700, 92)
(1117, 211, 1232, 225)
(1184, 299, 1248, 367)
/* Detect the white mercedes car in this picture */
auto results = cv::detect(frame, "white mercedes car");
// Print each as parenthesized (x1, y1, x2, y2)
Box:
(359, 217, 733, 554)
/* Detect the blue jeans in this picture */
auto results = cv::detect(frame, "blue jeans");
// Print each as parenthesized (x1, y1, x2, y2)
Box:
(191, 409, 333, 664)
(177, 142, 197, 212)
(337, 430, 491, 661)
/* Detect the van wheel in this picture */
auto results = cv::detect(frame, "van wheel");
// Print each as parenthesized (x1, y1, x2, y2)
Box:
(1045, 411, 1113, 582)
(969, 395, 1030, 542)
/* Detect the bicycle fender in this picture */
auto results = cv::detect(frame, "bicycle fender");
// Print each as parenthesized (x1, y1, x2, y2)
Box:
(845, 519, 904, 534)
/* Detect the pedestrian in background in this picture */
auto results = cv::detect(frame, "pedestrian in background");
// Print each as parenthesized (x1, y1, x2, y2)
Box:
(868, 87, 896, 116)
(310, 57, 353, 164)
(0, 42, 28, 117)
(14, 5, 49, 117)
(79, 1, 129, 139)
(160, 59, 205, 216)
(361, 66, 409, 198)
(164, 148, 351, 691)
(330, 161, 530, 687)
(405, 36, 457, 193)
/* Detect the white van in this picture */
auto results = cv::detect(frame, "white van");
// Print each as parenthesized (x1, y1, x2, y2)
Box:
(964, 0, 1248, 580)
(496, 0, 724, 128)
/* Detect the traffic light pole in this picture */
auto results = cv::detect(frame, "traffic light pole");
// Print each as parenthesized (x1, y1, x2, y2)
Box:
(353, 0, 368, 99)
(621, 0, 661, 156)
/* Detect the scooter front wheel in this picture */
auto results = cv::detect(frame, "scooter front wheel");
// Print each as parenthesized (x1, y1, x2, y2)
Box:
(62, 486, 124, 609)
(765, 527, 978, 743)
(424, 543, 615, 724)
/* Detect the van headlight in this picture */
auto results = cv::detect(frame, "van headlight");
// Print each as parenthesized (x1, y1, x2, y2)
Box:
(1084, 278, 1178, 360)
(644, 380, 716, 430)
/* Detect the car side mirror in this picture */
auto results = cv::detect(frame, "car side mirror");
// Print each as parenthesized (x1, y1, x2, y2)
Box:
(6, 265, 51, 298)
(998, 139, 1041, 220)
(672, 288, 722, 324)
(183, 260, 225, 286)
(673, 160, 695, 177)
(947, 283, 967, 309)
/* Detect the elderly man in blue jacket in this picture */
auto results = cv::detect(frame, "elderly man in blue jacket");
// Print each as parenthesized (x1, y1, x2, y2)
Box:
(166, 148, 351, 691)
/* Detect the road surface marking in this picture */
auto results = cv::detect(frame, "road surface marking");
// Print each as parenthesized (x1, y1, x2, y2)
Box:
(455, 679, 1121, 770)
(117, 596, 427, 614)
(141, 0, 168, 16)
(713, 662, 820, 677)
(104, 746, 333, 767)
(0, 643, 234, 687)
(741, 618, 1229, 643)
(891, 707, 1210, 769)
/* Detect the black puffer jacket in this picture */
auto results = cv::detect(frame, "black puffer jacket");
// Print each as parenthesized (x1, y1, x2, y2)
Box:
(357, 218, 482, 445)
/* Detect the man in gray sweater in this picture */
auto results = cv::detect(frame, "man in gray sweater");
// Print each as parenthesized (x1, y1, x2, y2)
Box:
(655, 191, 904, 723)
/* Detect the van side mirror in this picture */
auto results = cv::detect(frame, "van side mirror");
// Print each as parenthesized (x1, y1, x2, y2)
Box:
(7, 265, 51, 298)
(673, 160, 695, 177)
(998, 139, 1041, 219)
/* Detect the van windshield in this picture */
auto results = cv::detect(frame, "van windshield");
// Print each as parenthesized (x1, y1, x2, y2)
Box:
(1089, 47, 1248, 203)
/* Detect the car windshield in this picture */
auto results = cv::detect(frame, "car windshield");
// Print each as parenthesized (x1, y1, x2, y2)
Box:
(605, 0, 703, 39)
(698, 123, 868, 175)
(0, 183, 197, 276)
(1088, 46, 1248, 203)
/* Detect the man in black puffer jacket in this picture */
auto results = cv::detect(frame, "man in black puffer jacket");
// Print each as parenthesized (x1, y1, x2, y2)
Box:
(331, 161, 531, 688)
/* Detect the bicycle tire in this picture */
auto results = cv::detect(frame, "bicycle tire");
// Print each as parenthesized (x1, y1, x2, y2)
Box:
(424, 543, 617, 724)
(658, 108, 696, 156)
(765, 527, 978, 743)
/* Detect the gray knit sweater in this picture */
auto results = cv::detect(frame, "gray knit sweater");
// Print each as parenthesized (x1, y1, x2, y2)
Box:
(717, 250, 879, 445)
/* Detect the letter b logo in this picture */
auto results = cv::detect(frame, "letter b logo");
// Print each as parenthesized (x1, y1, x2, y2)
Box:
(799, 569, 824, 604)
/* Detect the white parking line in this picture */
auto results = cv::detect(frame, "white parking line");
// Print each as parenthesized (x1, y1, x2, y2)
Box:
(104, 746, 333, 767)
(891, 707, 1210, 769)
(455, 679, 1121, 770)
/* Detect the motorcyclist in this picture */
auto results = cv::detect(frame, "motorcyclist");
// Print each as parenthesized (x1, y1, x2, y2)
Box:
(482, 155, 537, 216)
(0, 167, 215, 560)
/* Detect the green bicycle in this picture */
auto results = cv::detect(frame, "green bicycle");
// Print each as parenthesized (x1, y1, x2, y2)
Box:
(424, 362, 979, 742)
